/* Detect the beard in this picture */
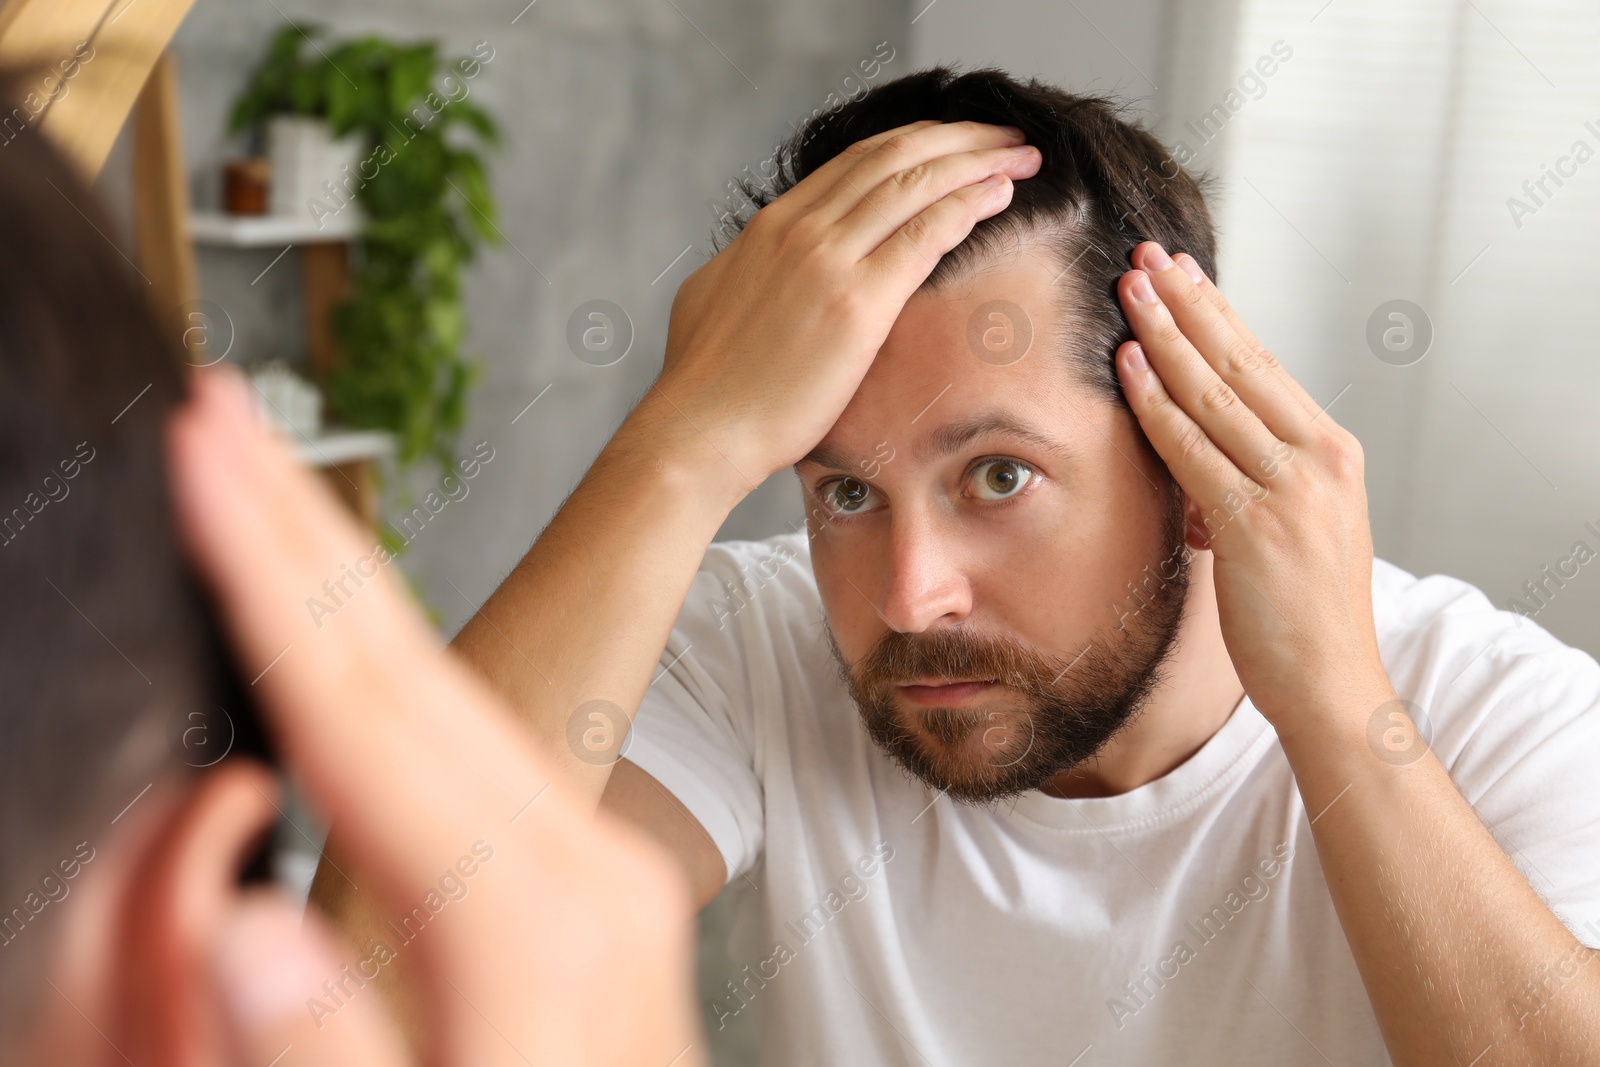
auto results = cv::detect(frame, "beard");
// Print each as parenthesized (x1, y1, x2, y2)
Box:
(827, 486, 1193, 805)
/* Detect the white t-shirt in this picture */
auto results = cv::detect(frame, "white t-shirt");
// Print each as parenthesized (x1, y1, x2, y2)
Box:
(624, 531, 1600, 1066)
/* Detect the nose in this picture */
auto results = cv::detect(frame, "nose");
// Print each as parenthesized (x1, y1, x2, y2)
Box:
(876, 507, 973, 634)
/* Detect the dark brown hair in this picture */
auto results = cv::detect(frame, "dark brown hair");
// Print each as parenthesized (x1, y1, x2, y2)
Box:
(0, 86, 270, 1028)
(716, 65, 1217, 412)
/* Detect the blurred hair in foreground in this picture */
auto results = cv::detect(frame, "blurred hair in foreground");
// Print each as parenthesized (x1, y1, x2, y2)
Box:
(0, 77, 269, 1038)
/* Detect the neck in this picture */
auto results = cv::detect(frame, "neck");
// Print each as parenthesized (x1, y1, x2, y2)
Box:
(1039, 549, 1244, 799)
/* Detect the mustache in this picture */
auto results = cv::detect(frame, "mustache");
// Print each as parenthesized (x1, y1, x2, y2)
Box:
(850, 626, 1080, 696)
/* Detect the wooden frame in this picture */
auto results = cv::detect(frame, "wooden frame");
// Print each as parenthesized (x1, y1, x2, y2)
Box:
(0, 0, 201, 331)
(0, 0, 384, 528)
(133, 51, 198, 331)
(0, 0, 199, 179)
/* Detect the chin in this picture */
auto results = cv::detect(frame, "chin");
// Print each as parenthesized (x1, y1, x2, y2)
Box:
(879, 707, 1060, 805)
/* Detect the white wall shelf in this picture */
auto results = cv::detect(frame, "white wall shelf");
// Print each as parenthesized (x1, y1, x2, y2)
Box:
(190, 209, 361, 247)
(291, 428, 394, 468)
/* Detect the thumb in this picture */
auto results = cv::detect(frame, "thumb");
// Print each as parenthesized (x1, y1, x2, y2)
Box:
(211, 891, 411, 1067)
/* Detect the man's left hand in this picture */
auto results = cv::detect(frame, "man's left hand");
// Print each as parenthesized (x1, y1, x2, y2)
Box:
(1113, 241, 1389, 738)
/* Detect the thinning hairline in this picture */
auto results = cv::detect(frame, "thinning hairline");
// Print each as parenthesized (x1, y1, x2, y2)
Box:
(796, 215, 1123, 476)
(919, 208, 1084, 291)
(920, 209, 1114, 374)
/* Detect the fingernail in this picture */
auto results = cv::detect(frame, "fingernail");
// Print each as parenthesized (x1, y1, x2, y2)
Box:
(981, 173, 1009, 187)
(998, 125, 1024, 139)
(1144, 243, 1173, 272)
(1177, 255, 1205, 284)
(1130, 273, 1159, 304)
(1126, 344, 1150, 373)
(213, 895, 333, 1031)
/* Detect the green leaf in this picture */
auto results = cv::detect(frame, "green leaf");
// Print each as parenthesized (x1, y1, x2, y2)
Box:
(228, 24, 318, 132)
(389, 45, 436, 113)
(289, 64, 324, 115)
(447, 153, 498, 241)
(447, 100, 500, 146)
(230, 24, 501, 489)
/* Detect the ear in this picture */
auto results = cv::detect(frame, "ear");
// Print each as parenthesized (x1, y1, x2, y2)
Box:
(113, 759, 280, 1067)
(1181, 492, 1213, 552)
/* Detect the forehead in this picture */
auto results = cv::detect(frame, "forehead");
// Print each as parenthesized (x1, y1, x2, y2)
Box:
(808, 242, 1107, 467)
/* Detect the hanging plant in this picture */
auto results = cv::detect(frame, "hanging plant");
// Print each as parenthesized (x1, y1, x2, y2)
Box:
(229, 24, 500, 473)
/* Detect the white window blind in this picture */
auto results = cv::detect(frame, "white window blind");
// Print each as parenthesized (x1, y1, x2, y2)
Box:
(1165, 0, 1600, 653)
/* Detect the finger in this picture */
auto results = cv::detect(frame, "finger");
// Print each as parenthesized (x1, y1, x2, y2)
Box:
(171, 372, 459, 722)
(833, 142, 1041, 259)
(1115, 339, 1260, 538)
(167, 369, 433, 725)
(1132, 244, 1316, 446)
(1158, 247, 1318, 431)
(171, 371, 399, 632)
(858, 172, 1016, 300)
(805, 119, 1028, 227)
(772, 119, 943, 215)
(167, 370, 543, 802)
(167, 369, 551, 879)
(212, 892, 410, 1067)
(1118, 268, 1284, 485)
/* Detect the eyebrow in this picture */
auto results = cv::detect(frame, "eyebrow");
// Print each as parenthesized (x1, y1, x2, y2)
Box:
(796, 410, 1073, 472)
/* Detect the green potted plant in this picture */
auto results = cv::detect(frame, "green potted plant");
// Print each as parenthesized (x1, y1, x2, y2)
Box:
(228, 25, 501, 475)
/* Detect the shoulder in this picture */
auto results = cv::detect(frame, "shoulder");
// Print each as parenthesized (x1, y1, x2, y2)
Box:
(1369, 556, 1600, 782)
(1370, 555, 1589, 668)
(699, 529, 813, 584)
(694, 530, 820, 631)
(661, 530, 829, 698)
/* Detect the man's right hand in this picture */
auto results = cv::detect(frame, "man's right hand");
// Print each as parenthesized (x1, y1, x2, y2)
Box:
(643, 119, 1041, 483)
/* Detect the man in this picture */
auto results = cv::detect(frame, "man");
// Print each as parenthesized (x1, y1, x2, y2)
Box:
(1, 89, 699, 1065)
(325, 68, 1600, 1063)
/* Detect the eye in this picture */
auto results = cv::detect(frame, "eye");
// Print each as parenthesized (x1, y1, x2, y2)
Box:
(968, 459, 1033, 501)
(819, 476, 883, 517)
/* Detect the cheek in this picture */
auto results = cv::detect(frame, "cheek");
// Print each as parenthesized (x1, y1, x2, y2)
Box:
(812, 536, 883, 660)
(975, 526, 1110, 641)
(1064, 419, 1180, 610)
(969, 479, 1162, 646)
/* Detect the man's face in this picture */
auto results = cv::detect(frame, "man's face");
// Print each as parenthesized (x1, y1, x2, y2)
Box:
(797, 241, 1192, 803)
